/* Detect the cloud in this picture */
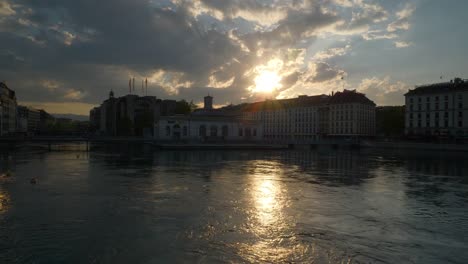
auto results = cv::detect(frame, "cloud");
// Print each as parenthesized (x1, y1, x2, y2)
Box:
(313, 44, 351, 60)
(357, 76, 410, 105)
(63, 88, 87, 100)
(387, 3, 415, 32)
(0, 0, 15, 16)
(394, 41, 412, 48)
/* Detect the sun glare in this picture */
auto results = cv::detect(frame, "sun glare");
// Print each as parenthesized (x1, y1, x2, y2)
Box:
(252, 70, 282, 93)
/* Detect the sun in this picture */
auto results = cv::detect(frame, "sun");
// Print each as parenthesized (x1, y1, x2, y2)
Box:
(252, 70, 282, 93)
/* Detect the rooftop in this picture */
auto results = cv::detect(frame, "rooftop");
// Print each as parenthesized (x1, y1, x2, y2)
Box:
(405, 78, 468, 96)
(329, 89, 376, 106)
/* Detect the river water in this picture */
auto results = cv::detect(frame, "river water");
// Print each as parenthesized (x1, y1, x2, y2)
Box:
(0, 145, 467, 263)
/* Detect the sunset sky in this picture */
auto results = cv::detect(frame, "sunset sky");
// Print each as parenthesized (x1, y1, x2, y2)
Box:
(1, 0, 467, 115)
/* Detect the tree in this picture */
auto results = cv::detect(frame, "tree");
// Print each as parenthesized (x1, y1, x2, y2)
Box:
(175, 100, 192, 115)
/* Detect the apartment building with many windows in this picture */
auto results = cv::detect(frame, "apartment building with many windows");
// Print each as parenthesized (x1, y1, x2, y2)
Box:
(237, 89, 376, 141)
(405, 78, 468, 138)
(0, 82, 18, 136)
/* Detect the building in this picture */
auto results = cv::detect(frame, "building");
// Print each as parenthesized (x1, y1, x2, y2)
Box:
(232, 89, 375, 141)
(327, 89, 376, 137)
(405, 78, 468, 138)
(91, 91, 177, 137)
(240, 95, 329, 141)
(0, 82, 18, 136)
(155, 96, 263, 142)
(376, 106, 405, 138)
(17, 106, 41, 134)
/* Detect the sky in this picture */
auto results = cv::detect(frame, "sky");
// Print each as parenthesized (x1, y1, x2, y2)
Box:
(1, 0, 467, 115)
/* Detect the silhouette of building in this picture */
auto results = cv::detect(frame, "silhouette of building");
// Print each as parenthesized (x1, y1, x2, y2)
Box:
(405, 78, 468, 138)
(90, 91, 177, 137)
(0, 82, 18, 136)
(234, 89, 375, 141)
(17, 106, 41, 134)
(155, 96, 263, 141)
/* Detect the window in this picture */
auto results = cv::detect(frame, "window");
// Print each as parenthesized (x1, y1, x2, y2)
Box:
(459, 121, 463, 127)
(459, 102, 463, 109)
(183, 126, 187, 136)
(426, 97, 430, 102)
(253, 128, 257, 136)
(436, 96, 439, 101)
(444, 112, 449, 118)
(444, 120, 449, 128)
(459, 112, 463, 118)
(210, 125, 218, 137)
(410, 98, 414, 103)
(239, 128, 243, 136)
(199, 125, 206, 137)
(222, 125, 228, 137)
(445, 102, 448, 109)
(444, 95, 448, 101)
(418, 97, 422, 103)
(166, 126, 171, 136)
(426, 103, 430, 110)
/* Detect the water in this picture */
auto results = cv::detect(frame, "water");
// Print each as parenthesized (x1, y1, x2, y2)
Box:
(0, 145, 467, 263)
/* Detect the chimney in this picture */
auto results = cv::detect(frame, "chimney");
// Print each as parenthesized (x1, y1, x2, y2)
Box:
(204, 95, 213, 110)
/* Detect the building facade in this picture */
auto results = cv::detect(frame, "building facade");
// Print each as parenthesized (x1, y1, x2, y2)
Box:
(155, 96, 263, 142)
(405, 78, 468, 138)
(17, 106, 41, 134)
(241, 95, 329, 141)
(235, 89, 375, 141)
(0, 82, 18, 136)
(90, 91, 177, 137)
(327, 90, 376, 137)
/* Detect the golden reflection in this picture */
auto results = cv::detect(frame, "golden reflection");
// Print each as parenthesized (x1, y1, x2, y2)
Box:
(237, 160, 296, 262)
(0, 189, 10, 213)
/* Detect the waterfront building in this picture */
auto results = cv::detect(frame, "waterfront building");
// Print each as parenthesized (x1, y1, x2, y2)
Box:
(235, 89, 375, 141)
(17, 106, 41, 134)
(0, 82, 18, 136)
(240, 95, 329, 141)
(91, 91, 177, 137)
(155, 96, 263, 141)
(327, 90, 376, 137)
(404, 78, 468, 138)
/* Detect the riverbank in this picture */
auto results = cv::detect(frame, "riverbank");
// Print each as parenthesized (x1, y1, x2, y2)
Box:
(362, 141, 468, 152)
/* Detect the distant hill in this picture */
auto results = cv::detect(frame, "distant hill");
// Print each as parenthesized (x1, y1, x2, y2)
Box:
(52, 113, 89, 121)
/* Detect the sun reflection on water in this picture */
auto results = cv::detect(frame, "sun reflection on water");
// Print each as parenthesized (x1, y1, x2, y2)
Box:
(237, 160, 298, 262)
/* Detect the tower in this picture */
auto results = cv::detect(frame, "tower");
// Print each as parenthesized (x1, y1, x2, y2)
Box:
(204, 95, 213, 110)
(109, 90, 114, 99)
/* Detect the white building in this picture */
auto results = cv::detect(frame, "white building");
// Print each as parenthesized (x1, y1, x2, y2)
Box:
(155, 96, 263, 142)
(405, 78, 468, 138)
(241, 95, 329, 141)
(238, 90, 376, 140)
(0, 82, 18, 136)
(327, 90, 376, 137)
